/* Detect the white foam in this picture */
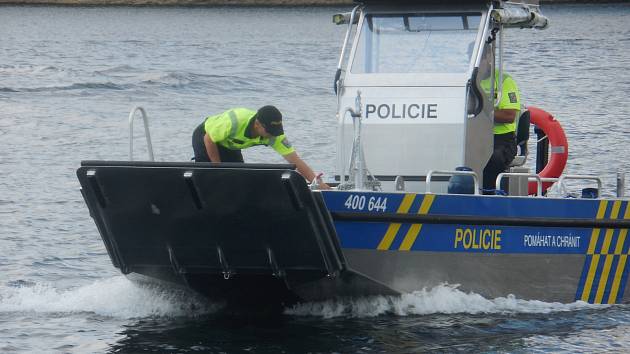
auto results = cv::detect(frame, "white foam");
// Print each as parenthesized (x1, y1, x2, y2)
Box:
(0, 276, 220, 318)
(285, 284, 604, 319)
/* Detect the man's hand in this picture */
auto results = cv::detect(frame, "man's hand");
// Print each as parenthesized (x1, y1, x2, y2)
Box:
(283, 152, 331, 189)
(314, 173, 332, 190)
(317, 181, 332, 190)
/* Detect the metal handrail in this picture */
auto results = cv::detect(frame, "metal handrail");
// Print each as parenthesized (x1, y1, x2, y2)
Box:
(496, 173, 603, 197)
(337, 107, 355, 185)
(537, 175, 603, 193)
(496, 173, 542, 196)
(338, 91, 372, 191)
(128, 106, 154, 161)
(334, 5, 361, 95)
(426, 170, 480, 195)
(495, 23, 504, 107)
(558, 175, 603, 192)
(336, 6, 360, 74)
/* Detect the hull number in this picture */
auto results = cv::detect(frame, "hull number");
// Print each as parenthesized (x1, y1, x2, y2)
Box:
(344, 195, 388, 212)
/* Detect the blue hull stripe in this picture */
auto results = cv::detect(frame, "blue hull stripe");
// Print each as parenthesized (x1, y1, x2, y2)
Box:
(321, 192, 630, 304)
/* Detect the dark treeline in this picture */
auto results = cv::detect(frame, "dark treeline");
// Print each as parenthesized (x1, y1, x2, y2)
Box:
(0, 0, 625, 6)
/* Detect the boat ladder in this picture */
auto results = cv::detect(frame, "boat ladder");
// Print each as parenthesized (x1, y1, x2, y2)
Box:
(128, 106, 154, 161)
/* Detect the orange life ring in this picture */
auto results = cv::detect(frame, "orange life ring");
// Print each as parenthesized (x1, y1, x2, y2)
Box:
(527, 106, 569, 195)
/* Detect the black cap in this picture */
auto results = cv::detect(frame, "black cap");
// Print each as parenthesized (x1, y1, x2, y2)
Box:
(256, 105, 284, 136)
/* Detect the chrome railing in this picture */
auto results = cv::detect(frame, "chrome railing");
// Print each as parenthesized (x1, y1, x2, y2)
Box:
(128, 106, 154, 161)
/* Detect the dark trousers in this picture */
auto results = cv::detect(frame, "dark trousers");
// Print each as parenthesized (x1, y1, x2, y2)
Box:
(192, 122, 244, 163)
(483, 133, 517, 191)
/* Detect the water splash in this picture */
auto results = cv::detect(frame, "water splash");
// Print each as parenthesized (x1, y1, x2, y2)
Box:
(0, 276, 221, 319)
(285, 284, 604, 319)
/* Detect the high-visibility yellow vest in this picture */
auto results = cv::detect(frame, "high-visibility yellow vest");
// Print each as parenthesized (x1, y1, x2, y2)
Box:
(204, 108, 294, 156)
(481, 72, 521, 135)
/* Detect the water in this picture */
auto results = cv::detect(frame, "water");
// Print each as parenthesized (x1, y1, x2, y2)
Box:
(1, 4, 630, 353)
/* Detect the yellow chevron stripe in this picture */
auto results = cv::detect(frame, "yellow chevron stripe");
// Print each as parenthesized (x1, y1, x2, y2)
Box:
(614, 229, 628, 255)
(377, 224, 402, 251)
(587, 201, 609, 255)
(591, 228, 615, 303)
(610, 200, 622, 221)
(399, 194, 436, 251)
(399, 224, 421, 251)
(586, 229, 602, 256)
(581, 200, 608, 302)
(377, 194, 416, 250)
(607, 201, 630, 304)
(609, 254, 628, 304)
(582, 254, 601, 302)
(614, 203, 628, 255)
(595, 254, 614, 303)
(593, 201, 622, 303)
(601, 228, 616, 255)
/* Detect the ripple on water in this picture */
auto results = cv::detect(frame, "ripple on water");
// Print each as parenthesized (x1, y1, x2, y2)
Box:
(1, 4, 630, 352)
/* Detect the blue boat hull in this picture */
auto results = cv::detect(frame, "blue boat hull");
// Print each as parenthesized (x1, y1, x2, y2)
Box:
(322, 191, 630, 304)
(76, 161, 630, 305)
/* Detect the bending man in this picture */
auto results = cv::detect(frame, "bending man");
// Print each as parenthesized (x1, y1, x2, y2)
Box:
(192, 105, 330, 189)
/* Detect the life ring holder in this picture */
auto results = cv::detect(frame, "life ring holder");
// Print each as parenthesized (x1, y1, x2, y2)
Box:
(527, 106, 569, 195)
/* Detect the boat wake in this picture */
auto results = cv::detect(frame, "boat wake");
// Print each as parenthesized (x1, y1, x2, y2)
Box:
(0, 278, 609, 320)
(0, 276, 220, 319)
(285, 284, 605, 319)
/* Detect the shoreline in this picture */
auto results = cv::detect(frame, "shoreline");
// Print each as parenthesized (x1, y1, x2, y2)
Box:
(0, 0, 625, 6)
(0, 0, 352, 5)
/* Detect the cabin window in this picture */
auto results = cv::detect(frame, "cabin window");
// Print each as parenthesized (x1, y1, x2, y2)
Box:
(352, 13, 482, 74)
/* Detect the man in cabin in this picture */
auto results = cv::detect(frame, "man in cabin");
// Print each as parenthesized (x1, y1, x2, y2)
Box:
(481, 70, 521, 193)
(192, 105, 330, 189)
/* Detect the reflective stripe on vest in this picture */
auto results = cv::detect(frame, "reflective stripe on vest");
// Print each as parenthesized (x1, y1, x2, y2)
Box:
(228, 110, 239, 138)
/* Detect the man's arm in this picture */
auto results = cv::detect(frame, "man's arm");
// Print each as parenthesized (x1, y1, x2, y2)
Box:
(494, 108, 519, 123)
(283, 152, 331, 189)
(495, 75, 520, 124)
(203, 133, 222, 162)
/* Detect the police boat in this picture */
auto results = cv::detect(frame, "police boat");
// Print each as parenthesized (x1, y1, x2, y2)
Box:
(77, 0, 630, 307)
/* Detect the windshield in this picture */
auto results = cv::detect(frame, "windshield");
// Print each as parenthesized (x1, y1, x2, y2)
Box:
(351, 13, 482, 74)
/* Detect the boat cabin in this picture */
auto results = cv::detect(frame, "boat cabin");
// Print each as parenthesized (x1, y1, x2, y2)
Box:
(334, 0, 547, 193)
